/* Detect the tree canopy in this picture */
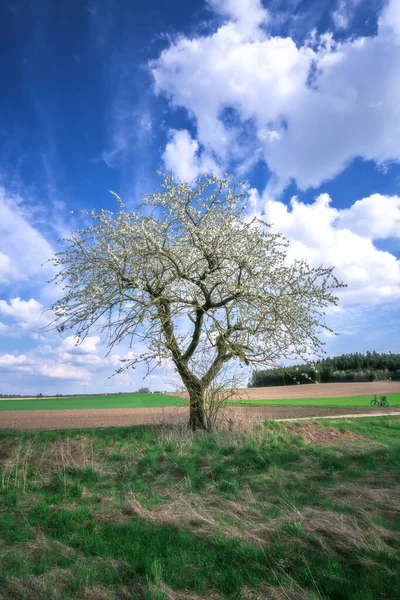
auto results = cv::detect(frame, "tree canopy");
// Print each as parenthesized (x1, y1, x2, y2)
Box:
(50, 174, 344, 429)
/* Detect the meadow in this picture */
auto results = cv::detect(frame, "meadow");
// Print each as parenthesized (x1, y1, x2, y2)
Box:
(1, 416, 399, 599)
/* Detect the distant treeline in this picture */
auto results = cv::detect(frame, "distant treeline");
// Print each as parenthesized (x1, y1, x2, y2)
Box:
(0, 389, 161, 399)
(249, 351, 400, 387)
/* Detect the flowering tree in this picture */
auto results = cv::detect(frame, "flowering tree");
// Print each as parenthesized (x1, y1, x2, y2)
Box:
(50, 174, 344, 430)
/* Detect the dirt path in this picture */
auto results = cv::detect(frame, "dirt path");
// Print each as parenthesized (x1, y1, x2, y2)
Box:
(1, 405, 400, 431)
(276, 411, 400, 421)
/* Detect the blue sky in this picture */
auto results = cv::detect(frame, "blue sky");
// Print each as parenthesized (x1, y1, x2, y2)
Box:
(1, 0, 400, 394)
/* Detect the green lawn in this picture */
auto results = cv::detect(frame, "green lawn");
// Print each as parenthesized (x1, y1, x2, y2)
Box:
(0, 417, 399, 599)
(0, 393, 187, 411)
(231, 393, 400, 407)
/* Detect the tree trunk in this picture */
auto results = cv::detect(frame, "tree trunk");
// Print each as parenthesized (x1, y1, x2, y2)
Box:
(188, 385, 206, 431)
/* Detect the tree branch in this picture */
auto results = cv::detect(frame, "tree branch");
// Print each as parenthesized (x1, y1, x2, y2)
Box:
(183, 308, 204, 362)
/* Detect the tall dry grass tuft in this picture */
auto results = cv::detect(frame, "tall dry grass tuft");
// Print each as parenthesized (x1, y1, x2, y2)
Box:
(0, 435, 99, 492)
(1, 436, 38, 491)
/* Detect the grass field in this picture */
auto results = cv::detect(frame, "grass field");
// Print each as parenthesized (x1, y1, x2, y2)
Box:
(232, 393, 400, 408)
(1, 392, 400, 412)
(1, 416, 399, 599)
(0, 393, 187, 411)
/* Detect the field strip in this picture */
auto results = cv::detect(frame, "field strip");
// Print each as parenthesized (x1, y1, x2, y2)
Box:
(171, 381, 400, 400)
(1, 405, 400, 431)
(276, 411, 400, 421)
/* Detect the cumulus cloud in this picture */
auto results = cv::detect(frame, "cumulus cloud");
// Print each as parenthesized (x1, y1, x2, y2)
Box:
(150, 0, 400, 190)
(206, 0, 269, 36)
(0, 353, 35, 368)
(110, 351, 137, 369)
(60, 335, 101, 355)
(337, 193, 400, 239)
(0, 188, 54, 284)
(0, 350, 91, 382)
(38, 362, 91, 381)
(0, 297, 49, 330)
(163, 129, 221, 183)
(259, 191, 400, 305)
(380, 0, 400, 40)
(55, 336, 108, 369)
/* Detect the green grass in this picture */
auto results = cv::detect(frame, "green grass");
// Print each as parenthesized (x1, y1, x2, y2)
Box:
(1, 417, 399, 599)
(231, 393, 400, 407)
(2, 392, 399, 412)
(0, 393, 187, 411)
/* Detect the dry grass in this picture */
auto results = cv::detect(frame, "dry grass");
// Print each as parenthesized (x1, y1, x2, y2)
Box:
(94, 482, 400, 565)
(239, 584, 318, 600)
(293, 507, 397, 557)
(1, 436, 101, 491)
(94, 487, 264, 546)
(1, 575, 146, 600)
(281, 421, 369, 447)
(320, 482, 400, 522)
(147, 582, 222, 599)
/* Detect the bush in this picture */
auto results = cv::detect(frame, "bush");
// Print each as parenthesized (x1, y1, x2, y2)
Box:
(354, 370, 368, 382)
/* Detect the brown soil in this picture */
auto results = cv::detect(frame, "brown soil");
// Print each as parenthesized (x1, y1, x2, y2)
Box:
(170, 381, 400, 400)
(1, 405, 400, 431)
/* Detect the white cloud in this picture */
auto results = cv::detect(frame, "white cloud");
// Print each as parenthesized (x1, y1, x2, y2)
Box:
(163, 129, 221, 183)
(206, 0, 269, 37)
(337, 193, 400, 239)
(0, 188, 54, 284)
(0, 350, 91, 382)
(0, 252, 16, 283)
(67, 353, 107, 367)
(0, 297, 48, 330)
(0, 322, 11, 335)
(110, 351, 137, 369)
(332, 0, 359, 30)
(260, 192, 400, 305)
(151, 0, 400, 190)
(38, 362, 91, 381)
(0, 354, 34, 368)
(332, 1, 349, 29)
(380, 0, 400, 40)
(60, 335, 101, 355)
(53, 335, 109, 370)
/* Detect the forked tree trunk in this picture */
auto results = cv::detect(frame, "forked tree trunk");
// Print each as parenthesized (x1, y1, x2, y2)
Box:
(188, 385, 206, 431)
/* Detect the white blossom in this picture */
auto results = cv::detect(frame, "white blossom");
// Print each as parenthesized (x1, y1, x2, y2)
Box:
(49, 173, 344, 428)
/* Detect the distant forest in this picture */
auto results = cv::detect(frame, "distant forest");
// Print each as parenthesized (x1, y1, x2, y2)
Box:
(249, 351, 400, 387)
